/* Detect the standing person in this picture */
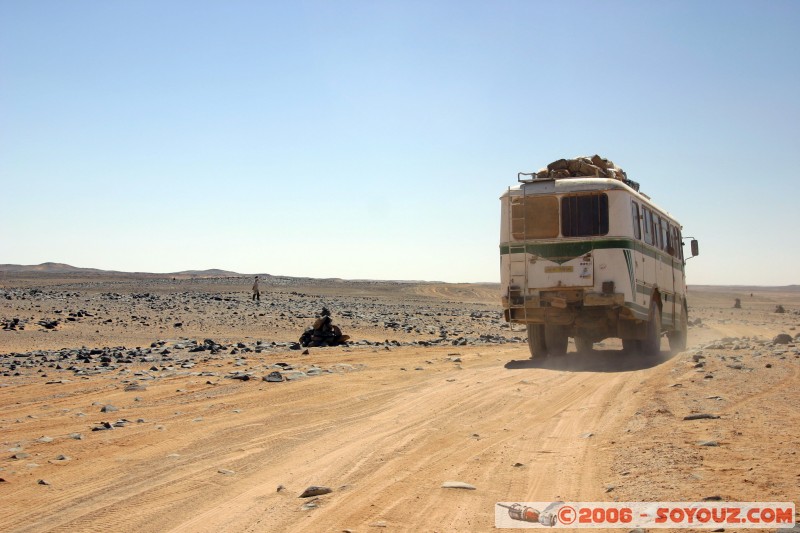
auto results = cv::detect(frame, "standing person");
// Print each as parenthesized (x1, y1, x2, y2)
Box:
(252, 276, 260, 302)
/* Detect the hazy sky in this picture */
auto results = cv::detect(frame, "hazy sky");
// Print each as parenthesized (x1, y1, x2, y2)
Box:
(2, 1, 798, 284)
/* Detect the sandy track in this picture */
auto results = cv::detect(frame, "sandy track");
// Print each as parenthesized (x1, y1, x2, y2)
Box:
(0, 343, 663, 532)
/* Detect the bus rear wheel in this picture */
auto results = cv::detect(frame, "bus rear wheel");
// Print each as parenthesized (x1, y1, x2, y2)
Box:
(575, 336, 593, 354)
(668, 308, 688, 353)
(545, 325, 569, 356)
(526, 324, 546, 359)
(622, 338, 640, 354)
(642, 301, 662, 356)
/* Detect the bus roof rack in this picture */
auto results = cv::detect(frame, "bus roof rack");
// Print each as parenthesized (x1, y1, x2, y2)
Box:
(517, 155, 641, 192)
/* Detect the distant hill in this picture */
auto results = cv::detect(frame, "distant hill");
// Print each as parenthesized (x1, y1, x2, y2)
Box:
(0, 263, 242, 278)
(0, 262, 107, 274)
(172, 269, 242, 277)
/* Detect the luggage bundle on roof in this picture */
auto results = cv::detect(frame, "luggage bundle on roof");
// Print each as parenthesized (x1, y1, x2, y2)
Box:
(530, 155, 640, 191)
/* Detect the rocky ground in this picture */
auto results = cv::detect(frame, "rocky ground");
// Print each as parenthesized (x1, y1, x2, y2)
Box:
(0, 274, 798, 532)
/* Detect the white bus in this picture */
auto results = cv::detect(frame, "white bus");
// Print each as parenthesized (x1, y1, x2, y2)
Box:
(500, 165, 698, 358)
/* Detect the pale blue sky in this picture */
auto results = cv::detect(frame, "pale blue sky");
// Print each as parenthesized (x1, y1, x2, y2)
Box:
(1, 1, 798, 284)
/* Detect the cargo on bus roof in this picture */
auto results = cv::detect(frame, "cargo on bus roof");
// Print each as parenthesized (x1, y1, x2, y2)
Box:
(518, 154, 640, 191)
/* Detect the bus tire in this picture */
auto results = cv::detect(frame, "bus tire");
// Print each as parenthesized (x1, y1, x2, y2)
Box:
(575, 336, 593, 354)
(527, 324, 546, 359)
(668, 307, 688, 353)
(642, 301, 662, 356)
(622, 338, 640, 354)
(545, 325, 568, 356)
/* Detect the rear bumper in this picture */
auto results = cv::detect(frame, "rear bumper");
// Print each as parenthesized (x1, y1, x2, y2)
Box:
(503, 290, 628, 324)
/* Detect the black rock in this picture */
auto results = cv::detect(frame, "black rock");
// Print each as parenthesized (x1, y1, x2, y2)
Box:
(299, 486, 332, 498)
(683, 413, 720, 420)
(263, 371, 284, 382)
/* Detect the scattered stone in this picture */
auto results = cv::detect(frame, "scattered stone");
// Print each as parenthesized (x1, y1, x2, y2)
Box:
(300, 486, 332, 498)
(100, 405, 118, 413)
(684, 414, 720, 420)
(218, 469, 235, 475)
(37, 479, 50, 486)
(441, 481, 476, 490)
(301, 499, 319, 510)
(699, 441, 719, 447)
(263, 371, 284, 382)
(773, 333, 792, 345)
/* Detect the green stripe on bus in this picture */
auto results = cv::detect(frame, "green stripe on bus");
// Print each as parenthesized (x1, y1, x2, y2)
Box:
(623, 249, 635, 298)
(499, 239, 683, 269)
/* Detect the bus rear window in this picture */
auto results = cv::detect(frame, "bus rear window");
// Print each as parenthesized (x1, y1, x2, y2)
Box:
(561, 194, 608, 237)
(510, 195, 559, 239)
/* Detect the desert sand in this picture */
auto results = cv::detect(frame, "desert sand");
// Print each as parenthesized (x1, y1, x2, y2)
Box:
(1, 272, 798, 532)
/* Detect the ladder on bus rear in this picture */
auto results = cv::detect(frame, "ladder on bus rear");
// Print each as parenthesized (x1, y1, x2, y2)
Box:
(507, 184, 529, 321)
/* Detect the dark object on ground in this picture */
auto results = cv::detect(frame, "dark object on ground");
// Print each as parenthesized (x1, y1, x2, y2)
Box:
(773, 333, 792, 345)
(299, 308, 350, 347)
(683, 413, 720, 420)
(299, 486, 332, 498)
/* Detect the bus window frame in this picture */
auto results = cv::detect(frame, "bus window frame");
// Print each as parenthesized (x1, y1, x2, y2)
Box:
(560, 192, 610, 238)
(631, 201, 641, 240)
(642, 207, 654, 246)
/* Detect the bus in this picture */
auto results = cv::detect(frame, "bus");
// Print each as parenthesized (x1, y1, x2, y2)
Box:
(499, 161, 698, 358)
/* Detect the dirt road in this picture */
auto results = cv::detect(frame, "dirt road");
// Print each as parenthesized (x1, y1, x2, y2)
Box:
(0, 343, 662, 532)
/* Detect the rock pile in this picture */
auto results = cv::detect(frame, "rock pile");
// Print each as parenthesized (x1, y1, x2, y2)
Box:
(531, 155, 640, 190)
(299, 308, 350, 348)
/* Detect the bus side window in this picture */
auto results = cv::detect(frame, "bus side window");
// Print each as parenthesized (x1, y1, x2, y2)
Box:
(643, 208, 653, 245)
(659, 217, 669, 252)
(666, 223, 675, 256)
(673, 226, 683, 260)
(653, 214, 662, 250)
(631, 201, 641, 240)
